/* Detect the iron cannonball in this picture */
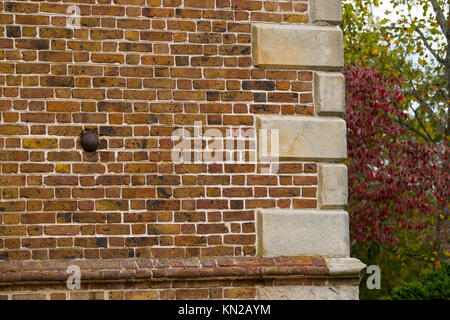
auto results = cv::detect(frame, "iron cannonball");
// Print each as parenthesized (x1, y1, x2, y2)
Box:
(80, 132, 99, 153)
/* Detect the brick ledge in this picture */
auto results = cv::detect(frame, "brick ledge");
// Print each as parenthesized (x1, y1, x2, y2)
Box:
(0, 256, 329, 284)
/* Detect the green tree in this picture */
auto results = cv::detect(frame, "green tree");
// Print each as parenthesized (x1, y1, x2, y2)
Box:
(382, 262, 450, 299)
(342, 0, 449, 267)
(343, 0, 448, 142)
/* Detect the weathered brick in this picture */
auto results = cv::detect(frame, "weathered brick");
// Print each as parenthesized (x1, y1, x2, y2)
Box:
(20, 164, 53, 173)
(122, 188, 156, 198)
(0, 125, 28, 135)
(141, 31, 173, 41)
(92, 54, 125, 64)
(185, 0, 215, 8)
(146, 200, 180, 211)
(294, 176, 318, 186)
(16, 39, 49, 50)
(23, 139, 58, 149)
(94, 200, 128, 211)
(39, 28, 73, 38)
(0, 0, 322, 268)
(175, 235, 207, 246)
(39, 51, 72, 62)
(20, 88, 53, 99)
(44, 200, 77, 211)
(119, 42, 153, 52)
(20, 188, 54, 199)
(96, 224, 130, 235)
(142, 55, 174, 66)
(292, 199, 317, 209)
(0, 38, 13, 48)
(47, 101, 79, 112)
(91, 30, 123, 39)
(0, 226, 27, 236)
(4, 2, 39, 13)
(147, 224, 180, 235)
(0, 63, 15, 74)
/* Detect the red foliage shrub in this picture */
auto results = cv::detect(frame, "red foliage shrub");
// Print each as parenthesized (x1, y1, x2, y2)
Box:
(345, 65, 449, 245)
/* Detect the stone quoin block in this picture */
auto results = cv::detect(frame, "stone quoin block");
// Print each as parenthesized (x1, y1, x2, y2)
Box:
(257, 209, 350, 257)
(252, 24, 344, 70)
(314, 72, 346, 115)
(256, 115, 347, 161)
(319, 163, 348, 208)
(311, 0, 343, 25)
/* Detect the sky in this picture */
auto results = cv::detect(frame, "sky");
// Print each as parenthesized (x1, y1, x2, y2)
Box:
(373, 0, 425, 20)
(368, 1, 447, 116)
(369, 0, 445, 66)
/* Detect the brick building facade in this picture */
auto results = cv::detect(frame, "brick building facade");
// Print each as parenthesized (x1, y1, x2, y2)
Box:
(0, 0, 366, 299)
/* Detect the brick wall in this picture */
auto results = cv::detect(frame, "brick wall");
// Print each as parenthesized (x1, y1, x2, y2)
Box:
(0, 0, 319, 261)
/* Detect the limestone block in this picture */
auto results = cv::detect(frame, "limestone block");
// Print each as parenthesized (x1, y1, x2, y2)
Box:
(256, 115, 347, 161)
(311, 0, 343, 25)
(314, 72, 345, 115)
(257, 209, 350, 257)
(326, 258, 367, 279)
(319, 163, 348, 208)
(257, 284, 359, 300)
(252, 24, 344, 70)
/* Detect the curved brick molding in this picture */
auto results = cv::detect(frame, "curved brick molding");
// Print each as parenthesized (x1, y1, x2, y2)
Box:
(252, 24, 344, 70)
(314, 72, 346, 116)
(0, 257, 328, 284)
(311, 0, 343, 25)
(257, 209, 350, 257)
(0, 257, 333, 300)
(256, 115, 347, 161)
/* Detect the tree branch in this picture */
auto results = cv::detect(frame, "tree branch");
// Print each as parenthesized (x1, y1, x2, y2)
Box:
(429, 0, 448, 37)
(415, 27, 446, 64)
(405, 81, 443, 132)
(394, 115, 433, 143)
(411, 106, 436, 142)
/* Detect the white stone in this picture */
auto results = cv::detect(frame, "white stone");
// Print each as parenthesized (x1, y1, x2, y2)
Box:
(257, 209, 350, 257)
(256, 115, 347, 161)
(315, 72, 345, 115)
(311, 0, 343, 25)
(319, 163, 348, 208)
(257, 284, 359, 300)
(252, 24, 344, 70)
(326, 258, 367, 278)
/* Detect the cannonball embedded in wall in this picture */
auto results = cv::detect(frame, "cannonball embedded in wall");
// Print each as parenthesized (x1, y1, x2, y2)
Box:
(80, 132, 99, 153)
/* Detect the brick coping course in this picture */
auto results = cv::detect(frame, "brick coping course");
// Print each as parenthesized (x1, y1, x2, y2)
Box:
(0, 256, 329, 284)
